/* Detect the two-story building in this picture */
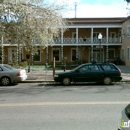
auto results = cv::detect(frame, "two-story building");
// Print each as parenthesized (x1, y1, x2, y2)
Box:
(121, 16, 130, 66)
(1, 17, 130, 65)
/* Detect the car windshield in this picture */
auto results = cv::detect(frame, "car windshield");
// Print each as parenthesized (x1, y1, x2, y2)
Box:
(3, 64, 15, 70)
(71, 64, 87, 71)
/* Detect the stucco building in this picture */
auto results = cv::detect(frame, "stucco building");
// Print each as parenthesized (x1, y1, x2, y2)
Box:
(1, 17, 130, 66)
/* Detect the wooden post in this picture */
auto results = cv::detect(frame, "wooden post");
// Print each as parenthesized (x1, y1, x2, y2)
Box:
(53, 57, 55, 77)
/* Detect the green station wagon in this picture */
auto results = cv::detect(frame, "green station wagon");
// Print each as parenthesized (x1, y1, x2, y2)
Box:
(54, 62, 122, 85)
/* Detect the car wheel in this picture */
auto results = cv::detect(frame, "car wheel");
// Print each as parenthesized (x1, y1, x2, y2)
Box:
(62, 77, 71, 85)
(103, 77, 112, 85)
(1, 77, 11, 86)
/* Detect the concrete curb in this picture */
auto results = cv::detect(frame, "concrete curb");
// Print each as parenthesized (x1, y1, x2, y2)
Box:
(22, 79, 130, 83)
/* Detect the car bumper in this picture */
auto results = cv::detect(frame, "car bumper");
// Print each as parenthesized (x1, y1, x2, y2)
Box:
(13, 75, 28, 82)
(54, 77, 62, 82)
(113, 76, 122, 82)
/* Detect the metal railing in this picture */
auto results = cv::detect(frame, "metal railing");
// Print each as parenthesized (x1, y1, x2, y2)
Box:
(53, 37, 122, 44)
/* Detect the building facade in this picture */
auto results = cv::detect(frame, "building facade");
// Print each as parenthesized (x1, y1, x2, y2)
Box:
(121, 16, 130, 66)
(1, 17, 130, 66)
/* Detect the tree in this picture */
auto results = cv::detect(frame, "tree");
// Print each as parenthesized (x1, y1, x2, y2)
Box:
(0, 0, 68, 54)
(125, 0, 130, 3)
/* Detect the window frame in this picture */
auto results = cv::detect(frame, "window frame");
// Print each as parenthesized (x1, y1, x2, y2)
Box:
(108, 49, 115, 60)
(127, 46, 130, 61)
(122, 48, 125, 61)
(127, 25, 130, 37)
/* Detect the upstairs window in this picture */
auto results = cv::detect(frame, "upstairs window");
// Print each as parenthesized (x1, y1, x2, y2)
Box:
(127, 25, 130, 37)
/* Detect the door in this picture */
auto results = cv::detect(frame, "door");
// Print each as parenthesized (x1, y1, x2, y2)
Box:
(8, 47, 23, 64)
(72, 65, 91, 82)
(87, 65, 103, 82)
(93, 50, 103, 62)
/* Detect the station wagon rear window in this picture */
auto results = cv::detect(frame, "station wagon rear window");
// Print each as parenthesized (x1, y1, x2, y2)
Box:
(101, 64, 117, 71)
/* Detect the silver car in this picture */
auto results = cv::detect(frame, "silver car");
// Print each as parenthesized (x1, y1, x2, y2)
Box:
(118, 104, 130, 130)
(0, 64, 27, 86)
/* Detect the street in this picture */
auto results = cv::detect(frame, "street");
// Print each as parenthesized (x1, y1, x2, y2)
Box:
(0, 83, 130, 130)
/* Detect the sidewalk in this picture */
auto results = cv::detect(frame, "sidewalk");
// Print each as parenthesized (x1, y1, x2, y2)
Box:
(23, 65, 130, 83)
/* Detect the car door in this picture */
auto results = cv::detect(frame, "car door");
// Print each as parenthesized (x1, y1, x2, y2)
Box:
(87, 64, 104, 82)
(72, 65, 91, 82)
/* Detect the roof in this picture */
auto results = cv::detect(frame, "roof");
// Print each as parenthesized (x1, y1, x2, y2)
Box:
(65, 17, 127, 26)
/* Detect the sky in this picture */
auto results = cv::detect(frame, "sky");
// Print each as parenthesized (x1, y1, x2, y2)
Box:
(50, 0, 129, 18)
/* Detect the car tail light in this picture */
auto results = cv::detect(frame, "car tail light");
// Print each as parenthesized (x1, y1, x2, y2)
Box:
(118, 70, 121, 74)
(16, 72, 22, 76)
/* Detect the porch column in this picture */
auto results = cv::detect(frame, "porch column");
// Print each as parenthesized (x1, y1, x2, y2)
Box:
(91, 28, 93, 43)
(106, 28, 109, 43)
(46, 45, 48, 64)
(91, 46, 93, 62)
(76, 28, 78, 43)
(61, 29, 64, 63)
(61, 45, 64, 64)
(1, 35, 4, 64)
(76, 45, 79, 61)
(106, 45, 109, 62)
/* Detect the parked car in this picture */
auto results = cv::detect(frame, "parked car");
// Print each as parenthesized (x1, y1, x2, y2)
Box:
(0, 64, 27, 86)
(54, 62, 122, 85)
(118, 103, 130, 130)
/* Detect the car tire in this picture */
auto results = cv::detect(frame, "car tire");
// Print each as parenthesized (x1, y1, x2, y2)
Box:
(62, 77, 71, 85)
(103, 77, 112, 85)
(1, 77, 11, 86)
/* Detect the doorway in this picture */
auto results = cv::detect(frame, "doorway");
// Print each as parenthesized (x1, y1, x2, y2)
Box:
(92, 49, 103, 62)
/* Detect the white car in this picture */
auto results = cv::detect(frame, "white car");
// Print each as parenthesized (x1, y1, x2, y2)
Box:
(118, 104, 130, 130)
(0, 64, 27, 86)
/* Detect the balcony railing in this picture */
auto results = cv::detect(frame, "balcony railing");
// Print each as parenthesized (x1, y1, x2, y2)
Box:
(1, 37, 122, 45)
(54, 37, 122, 44)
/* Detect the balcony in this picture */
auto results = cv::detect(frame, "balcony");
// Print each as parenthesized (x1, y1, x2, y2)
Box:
(54, 37, 122, 45)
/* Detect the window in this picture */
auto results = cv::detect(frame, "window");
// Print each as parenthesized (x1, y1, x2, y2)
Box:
(71, 49, 76, 61)
(34, 50, 40, 61)
(78, 65, 90, 73)
(101, 64, 117, 71)
(110, 32, 116, 38)
(122, 48, 125, 61)
(53, 49, 60, 61)
(72, 32, 76, 38)
(127, 25, 130, 37)
(127, 47, 130, 61)
(0, 67, 3, 71)
(93, 32, 101, 38)
(122, 28, 125, 39)
(108, 50, 114, 59)
(89, 65, 100, 71)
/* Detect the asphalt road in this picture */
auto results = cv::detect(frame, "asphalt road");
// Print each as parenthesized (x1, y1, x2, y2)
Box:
(0, 83, 130, 130)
